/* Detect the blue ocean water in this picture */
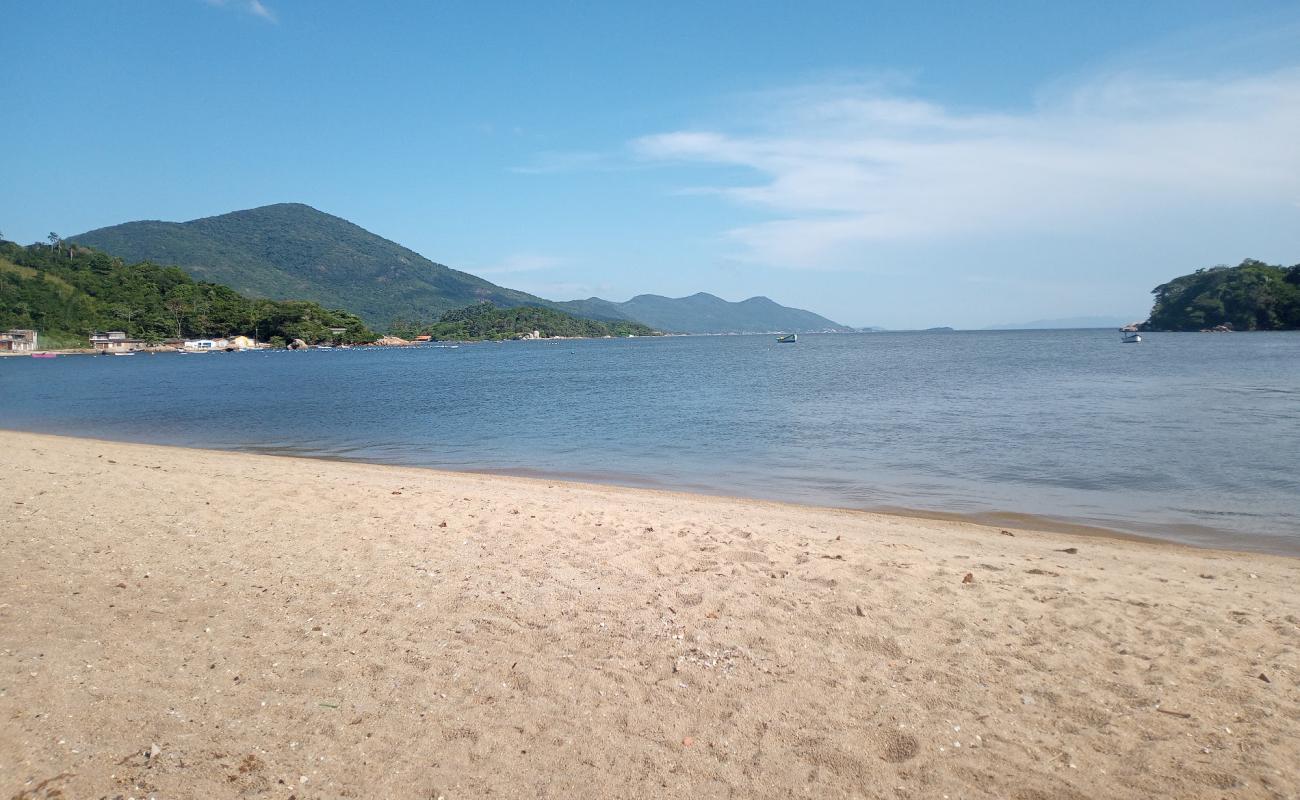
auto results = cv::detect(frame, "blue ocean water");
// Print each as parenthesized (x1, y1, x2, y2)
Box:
(3, 330, 1298, 554)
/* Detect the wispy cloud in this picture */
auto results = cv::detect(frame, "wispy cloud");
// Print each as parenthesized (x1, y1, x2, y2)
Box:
(204, 0, 277, 23)
(473, 254, 566, 275)
(522, 280, 613, 299)
(630, 69, 1300, 268)
(511, 151, 614, 175)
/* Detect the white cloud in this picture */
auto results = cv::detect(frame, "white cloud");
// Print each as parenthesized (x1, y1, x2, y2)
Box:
(473, 254, 566, 275)
(631, 69, 1300, 268)
(247, 0, 276, 22)
(204, 0, 277, 23)
(517, 280, 614, 299)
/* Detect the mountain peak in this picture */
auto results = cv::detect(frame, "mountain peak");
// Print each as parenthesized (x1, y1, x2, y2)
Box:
(71, 205, 551, 328)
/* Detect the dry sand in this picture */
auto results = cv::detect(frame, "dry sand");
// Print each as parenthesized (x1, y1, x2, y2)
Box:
(1, 431, 1297, 799)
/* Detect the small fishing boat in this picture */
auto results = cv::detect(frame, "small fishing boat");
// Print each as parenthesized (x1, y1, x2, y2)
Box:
(112, 351, 136, 356)
(1120, 324, 1142, 344)
(776, 334, 798, 343)
(30, 353, 57, 359)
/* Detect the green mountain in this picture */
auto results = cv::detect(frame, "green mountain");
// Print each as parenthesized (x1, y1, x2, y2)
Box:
(410, 302, 659, 341)
(1144, 259, 1300, 331)
(553, 292, 848, 334)
(0, 240, 374, 346)
(71, 203, 848, 335)
(71, 203, 553, 329)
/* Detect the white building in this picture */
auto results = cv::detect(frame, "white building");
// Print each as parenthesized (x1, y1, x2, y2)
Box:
(182, 338, 230, 351)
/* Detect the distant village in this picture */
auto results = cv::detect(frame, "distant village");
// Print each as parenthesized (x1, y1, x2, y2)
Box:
(0, 327, 373, 356)
(0, 327, 554, 356)
(88, 331, 266, 353)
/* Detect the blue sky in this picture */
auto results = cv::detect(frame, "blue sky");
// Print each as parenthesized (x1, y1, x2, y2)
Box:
(3, 1, 1299, 328)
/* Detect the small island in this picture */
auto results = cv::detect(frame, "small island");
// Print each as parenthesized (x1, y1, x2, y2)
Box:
(1144, 259, 1300, 331)
(393, 302, 661, 341)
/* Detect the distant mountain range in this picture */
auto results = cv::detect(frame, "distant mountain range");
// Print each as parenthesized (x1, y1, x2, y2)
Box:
(71, 203, 844, 334)
(554, 293, 847, 334)
(985, 315, 1136, 330)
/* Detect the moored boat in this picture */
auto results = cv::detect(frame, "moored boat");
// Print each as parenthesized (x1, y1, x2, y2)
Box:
(776, 334, 797, 343)
(1120, 324, 1142, 343)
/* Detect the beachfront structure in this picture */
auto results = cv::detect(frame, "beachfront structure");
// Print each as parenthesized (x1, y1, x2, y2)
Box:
(0, 329, 38, 353)
(183, 337, 258, 351)
(90, 331, 145, 353)
(182, 338, 226, 351)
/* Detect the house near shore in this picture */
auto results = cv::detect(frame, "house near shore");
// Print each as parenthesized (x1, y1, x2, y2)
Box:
(0, 329, 38, 353)
(90, 331, 145, 353)
(181, 336, 261, 351)
(182, 338, 228, 351)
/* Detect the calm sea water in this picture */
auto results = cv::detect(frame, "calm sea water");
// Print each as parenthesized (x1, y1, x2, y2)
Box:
(3, 331, 1298, 554)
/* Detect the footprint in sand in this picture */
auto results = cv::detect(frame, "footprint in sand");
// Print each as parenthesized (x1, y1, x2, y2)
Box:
(723, 549, 770, 565)
(880, 731, 919, 762)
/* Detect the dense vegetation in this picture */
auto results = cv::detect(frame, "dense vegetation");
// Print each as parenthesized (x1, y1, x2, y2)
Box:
(1145, 259, 1300, 331)
(0, 240, 374, 346)
(394, 302, 659, 341)
(72, 203, 557, 329)
(554, 292, 848, 333)
(72, 203, 847, 334)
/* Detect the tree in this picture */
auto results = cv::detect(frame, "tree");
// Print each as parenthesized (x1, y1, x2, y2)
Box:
(48, 232, 60, 253)
(112, 303, 141, 335)
(163, 286, 193, 339)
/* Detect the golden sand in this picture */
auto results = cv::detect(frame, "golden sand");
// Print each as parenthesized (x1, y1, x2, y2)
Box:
(1, 431, 1296, 798)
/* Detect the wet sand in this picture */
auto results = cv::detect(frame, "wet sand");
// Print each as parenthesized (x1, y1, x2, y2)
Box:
(1, 431, 1297, 798)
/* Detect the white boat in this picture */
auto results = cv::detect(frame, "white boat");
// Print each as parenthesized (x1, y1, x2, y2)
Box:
(1120, 325, 1142, 343)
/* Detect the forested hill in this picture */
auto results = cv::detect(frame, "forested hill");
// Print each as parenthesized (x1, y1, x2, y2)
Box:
(0, 240, 374, 346)
(71, 203, 554, 329)
(71, 203, 848, 334)
(405, 302, 660, 341)
(1144, 259, 1300, 331)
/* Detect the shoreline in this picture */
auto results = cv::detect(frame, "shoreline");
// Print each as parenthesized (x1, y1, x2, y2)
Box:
(2, 429, 1297, 797)
(4, 427, 1295, 558)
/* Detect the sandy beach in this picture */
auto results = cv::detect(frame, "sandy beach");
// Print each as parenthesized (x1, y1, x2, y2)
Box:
(1, 431, 1296, 799)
